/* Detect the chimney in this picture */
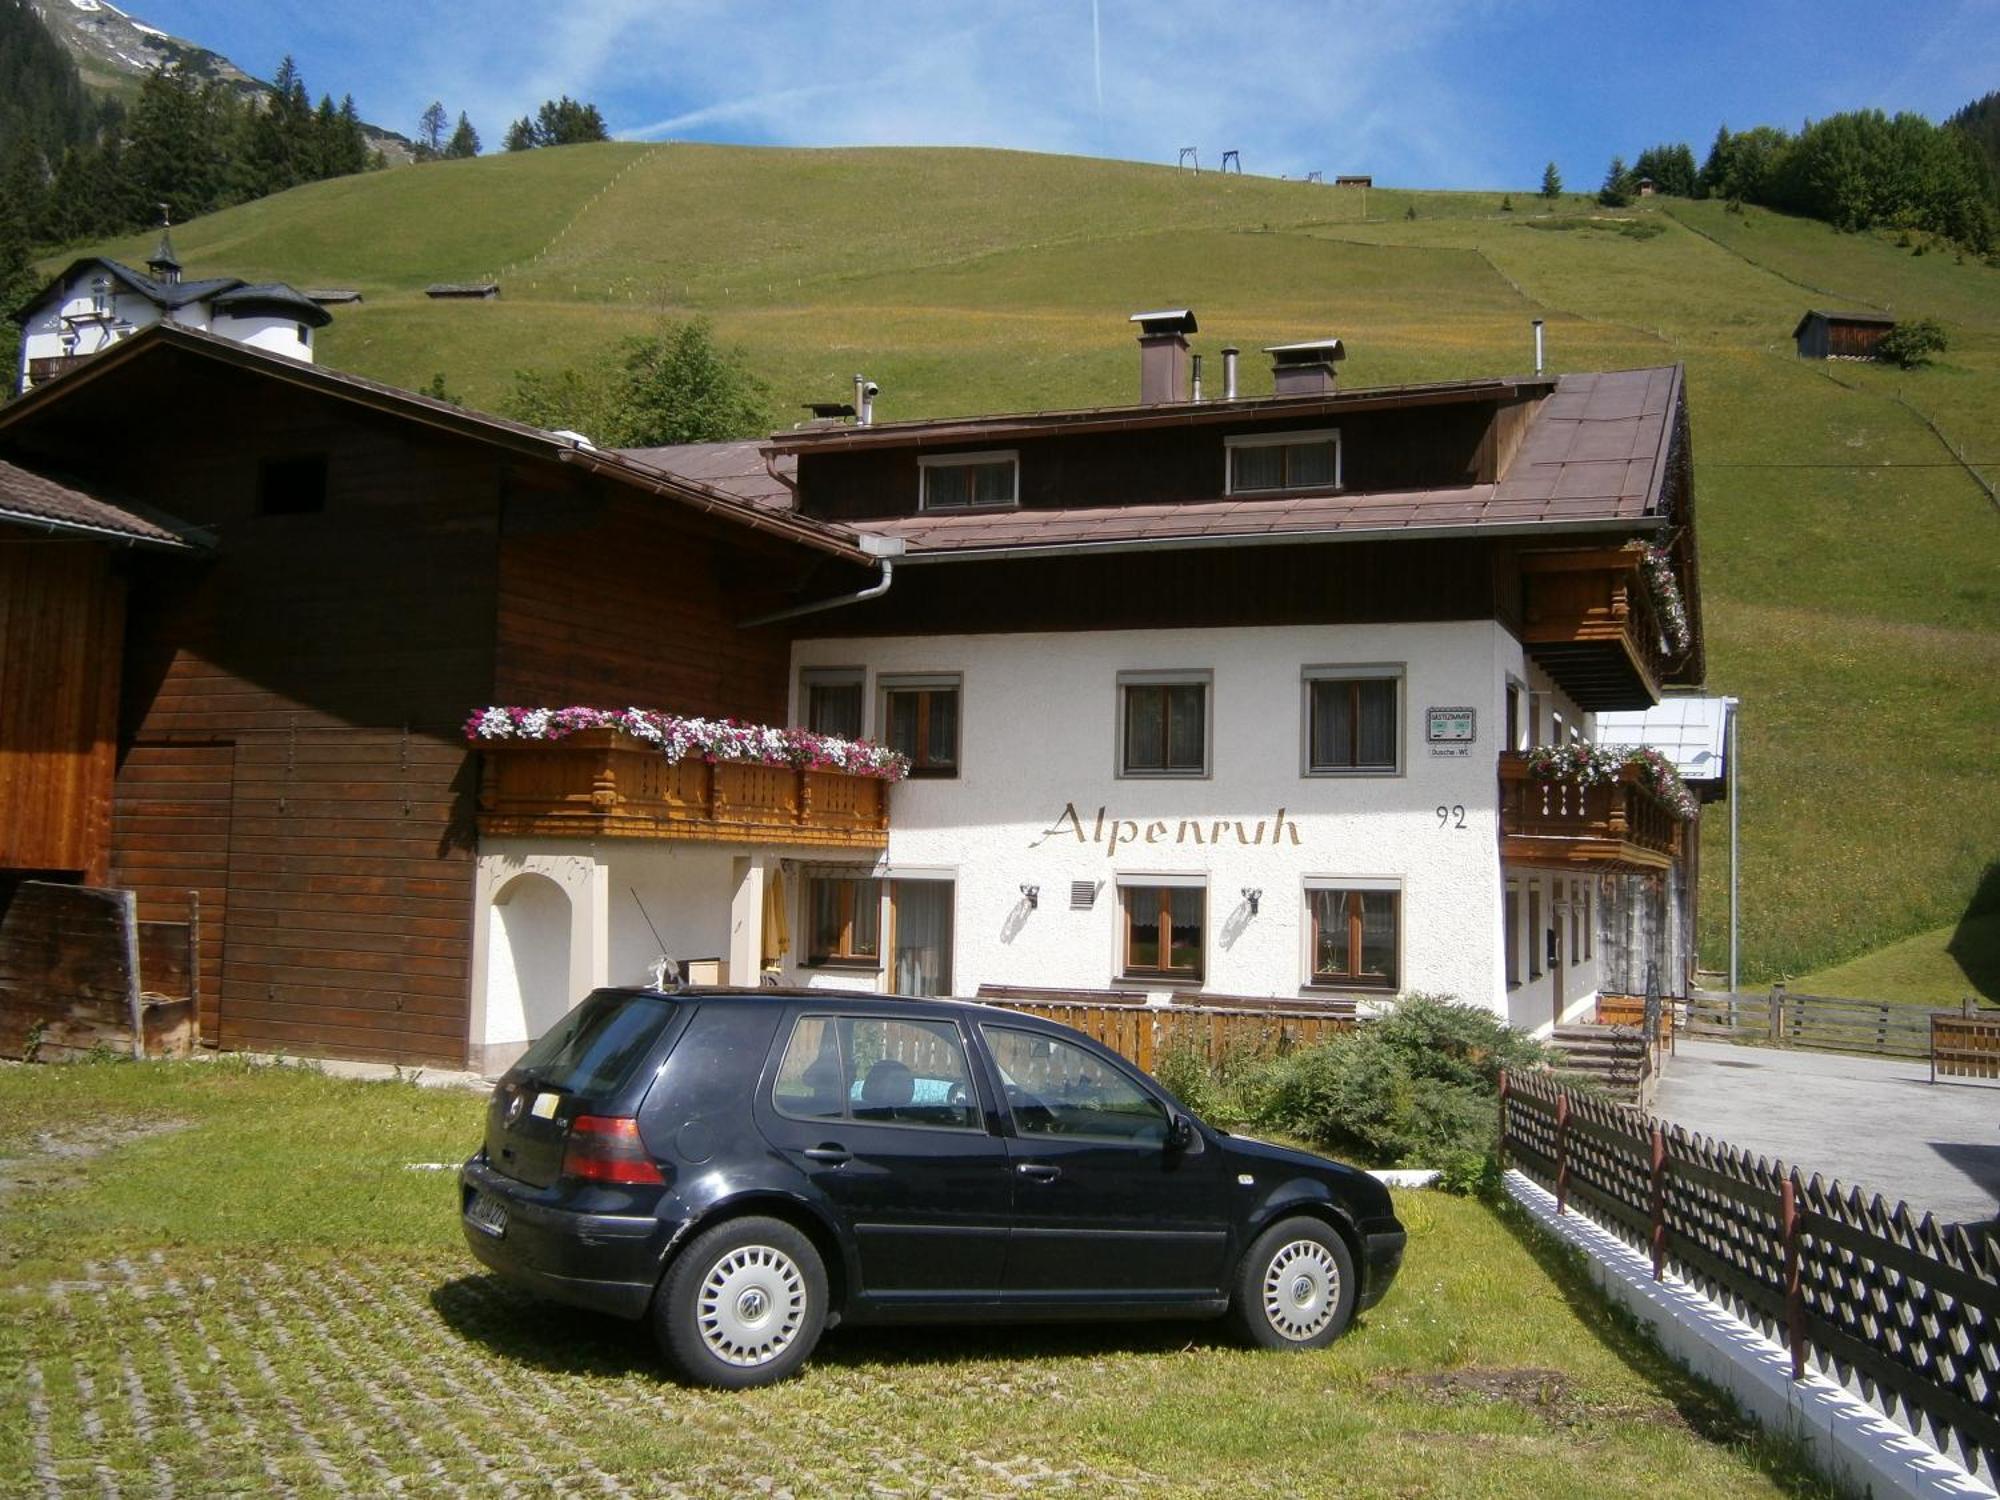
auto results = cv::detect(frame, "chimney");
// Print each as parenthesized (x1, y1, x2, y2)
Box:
(852, 373, 878, 426)
(1128, 308, 1198, 405)
(1264, 338, 1346, 397)
(1221, 346, 1240, 400)
(1190, 353, 1204, 403)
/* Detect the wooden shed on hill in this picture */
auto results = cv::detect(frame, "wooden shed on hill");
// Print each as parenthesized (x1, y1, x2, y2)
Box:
(1793, 309, 1895, 360)
(425, 283, 500, 300)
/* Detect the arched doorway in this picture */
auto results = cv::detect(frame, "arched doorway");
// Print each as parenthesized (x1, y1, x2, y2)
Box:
(486, 872, 573, 1046)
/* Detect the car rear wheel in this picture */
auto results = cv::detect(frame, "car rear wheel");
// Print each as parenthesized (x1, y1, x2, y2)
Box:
(1231, 1217, 1357, 1351)
(655, 1216, 827, 1388)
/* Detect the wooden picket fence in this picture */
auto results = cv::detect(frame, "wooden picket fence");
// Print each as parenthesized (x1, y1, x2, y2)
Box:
(1500, 1067, 2000, 1477)
(1933, 1010, 2000, 1083)
(973, 986, 1354, 1074)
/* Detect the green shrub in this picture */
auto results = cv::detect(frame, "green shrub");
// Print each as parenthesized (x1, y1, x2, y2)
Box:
(1874, 317, 1948, 368)
(1246, 995, 1554, 1188)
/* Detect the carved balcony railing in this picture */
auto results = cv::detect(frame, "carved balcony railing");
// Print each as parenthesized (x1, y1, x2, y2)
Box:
(1498, 753, 1684, 870)
(475, 728, 889, 850)
(1519, 545, 1679, 711)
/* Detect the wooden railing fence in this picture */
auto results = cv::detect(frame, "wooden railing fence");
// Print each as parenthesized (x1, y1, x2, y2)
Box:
(973, 987, 1354, 1074)
(1685, 986, 1997, 1078)
(1500, 1067, 2000, 1477)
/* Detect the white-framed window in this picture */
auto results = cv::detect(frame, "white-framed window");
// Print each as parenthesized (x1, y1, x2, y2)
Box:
(1304, 878, 1400, 992)
(918, 450, 1018, 511)
(88, 276, 111, 316)
(1302, 665, 1402, 775)
(1504, 879, 1523, 988)
(1117, 670, 1210, 778)
(1115, 874, 1206, 983)
(1225, 427, 1342, 495)
(1505, 678, 1529, 752)
(803, 872, 883, 968)
(879, 673, 960, 777)
(800, 666, 865, 740)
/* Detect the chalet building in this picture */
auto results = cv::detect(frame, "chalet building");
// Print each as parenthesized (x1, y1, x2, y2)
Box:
(14, 231, 331, 395)
(0, 312, 1708, 1073)
(1793, 309, 1896, 361)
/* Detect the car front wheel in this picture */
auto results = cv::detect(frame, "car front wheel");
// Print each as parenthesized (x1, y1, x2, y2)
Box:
(654, 1216, 828, 1388)
(1232, 1217, 1357, 1351)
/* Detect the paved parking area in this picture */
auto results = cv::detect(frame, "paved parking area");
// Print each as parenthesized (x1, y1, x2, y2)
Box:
(1653, 1040, 2000, 1228)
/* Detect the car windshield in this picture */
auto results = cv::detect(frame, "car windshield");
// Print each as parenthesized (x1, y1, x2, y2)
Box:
(512, 990, 678, 1100)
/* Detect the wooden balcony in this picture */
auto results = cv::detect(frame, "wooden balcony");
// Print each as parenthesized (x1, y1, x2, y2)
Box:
(1520, 545, 1675, 711)
(26, 354, 90, 387)
(475, 728, 889, 850)
(1498, 753, 1684, 870)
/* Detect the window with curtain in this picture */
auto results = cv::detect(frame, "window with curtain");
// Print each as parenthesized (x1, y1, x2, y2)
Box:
(890, 880, 954, 998)
(1307, 888, 1399, 989)
(881, 677, 959, 777)
(1226, 429, 1341, 494)
(801, 668, 864, 740)
(1120, 677, 1207, 776)
(1121, 885, 1204, 981)
(919, 452, 1018, 510)
(805, 875, 881, 966)
(1306, 673, 1399, 772)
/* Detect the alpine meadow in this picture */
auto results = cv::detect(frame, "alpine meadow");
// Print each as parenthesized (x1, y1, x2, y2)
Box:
(63, 141, 2000, 995)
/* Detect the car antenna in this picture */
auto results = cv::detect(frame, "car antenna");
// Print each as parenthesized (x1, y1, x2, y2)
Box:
(630, 887, 682, 990)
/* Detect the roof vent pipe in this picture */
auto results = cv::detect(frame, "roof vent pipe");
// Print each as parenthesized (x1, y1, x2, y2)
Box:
(1532, 319, 1545, 377)
(1222, 347, 1239, 401)
(853, 373, 878, 426)
(1190, 353, 1204, 403)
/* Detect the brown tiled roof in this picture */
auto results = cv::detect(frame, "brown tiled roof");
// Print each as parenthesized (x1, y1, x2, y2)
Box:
(619, 440, 796, 514)
(844, 367, 1682, 556)
(0, 458, 206, 549)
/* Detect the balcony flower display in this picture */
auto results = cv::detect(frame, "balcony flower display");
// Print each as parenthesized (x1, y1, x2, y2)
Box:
(1639, 545, 1692, 656)
(1523, 741, 1697, 821)
(465, 706, 910, 781)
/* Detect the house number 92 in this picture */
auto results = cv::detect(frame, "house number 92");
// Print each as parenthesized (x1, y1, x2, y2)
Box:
(1436, 804, 1467, 830)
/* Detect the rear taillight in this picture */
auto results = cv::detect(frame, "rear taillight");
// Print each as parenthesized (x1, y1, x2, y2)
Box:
(561, 1115, 665, 1185)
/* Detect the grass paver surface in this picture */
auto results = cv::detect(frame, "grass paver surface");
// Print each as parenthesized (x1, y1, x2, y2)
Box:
(0, 1060, 1833, 1497)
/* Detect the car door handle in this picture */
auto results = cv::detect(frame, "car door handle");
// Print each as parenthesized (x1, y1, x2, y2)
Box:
(1016, 1163, 1061, 1183)
(803, 1145, 851, 1165)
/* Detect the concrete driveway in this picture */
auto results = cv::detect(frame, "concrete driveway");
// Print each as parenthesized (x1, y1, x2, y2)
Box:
(1653, 1040, 2000, 1229)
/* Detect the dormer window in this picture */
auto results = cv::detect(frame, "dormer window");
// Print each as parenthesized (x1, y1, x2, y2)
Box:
(1225, 428, 1342, 495)
(918, 450, 1017, 511)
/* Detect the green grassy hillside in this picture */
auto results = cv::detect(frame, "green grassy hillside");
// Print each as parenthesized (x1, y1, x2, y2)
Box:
(68, 144, 2000, 992)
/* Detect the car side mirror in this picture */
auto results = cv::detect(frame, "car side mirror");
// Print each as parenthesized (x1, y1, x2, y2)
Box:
(1167, 1112, 1200, 1154)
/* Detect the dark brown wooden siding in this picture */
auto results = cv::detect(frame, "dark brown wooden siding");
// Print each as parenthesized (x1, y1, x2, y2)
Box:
(796, 399, 1522, 523)
(799, 535, 1539, 639)
(0, 536, 123, 882)
(112, 742, 231, 1040)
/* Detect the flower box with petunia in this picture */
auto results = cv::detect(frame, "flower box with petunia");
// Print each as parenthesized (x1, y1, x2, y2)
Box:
(465, 706, 910, 782)
(1523, 741, 1698, 821)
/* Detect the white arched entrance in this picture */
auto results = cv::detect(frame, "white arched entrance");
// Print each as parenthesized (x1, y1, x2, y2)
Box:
(485, 872, 574, 1047)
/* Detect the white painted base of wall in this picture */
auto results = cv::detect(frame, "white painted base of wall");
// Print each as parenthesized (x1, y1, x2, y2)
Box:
(1504, 1171, 1996, 1499)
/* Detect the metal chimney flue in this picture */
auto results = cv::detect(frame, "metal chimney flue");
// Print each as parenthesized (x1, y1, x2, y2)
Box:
(1128, 309, 1199, 405)
(1532, 319, 1545, 377)
(1221, 347, 1240, 401)
(1191, 354, 1204, 403)
(852, 373, 878, 426)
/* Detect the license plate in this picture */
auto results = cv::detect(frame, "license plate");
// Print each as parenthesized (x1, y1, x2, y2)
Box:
(465, 1190, 509, 1238)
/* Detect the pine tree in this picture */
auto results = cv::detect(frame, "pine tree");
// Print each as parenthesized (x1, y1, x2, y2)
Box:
(446, 112, 480, 159)
(334, 95, 370, 176)
(1539, 161, 1561, 198)
(1597, 155, 1633, 207)
(503, 116, 535, 152)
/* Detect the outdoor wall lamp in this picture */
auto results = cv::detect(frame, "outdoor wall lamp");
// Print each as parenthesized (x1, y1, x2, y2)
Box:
(1242, 887, 1262, 915)
(1020, 884, 1039, 909)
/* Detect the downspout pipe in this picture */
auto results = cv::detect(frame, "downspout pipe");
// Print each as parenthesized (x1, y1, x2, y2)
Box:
(739, 535, 904, 627)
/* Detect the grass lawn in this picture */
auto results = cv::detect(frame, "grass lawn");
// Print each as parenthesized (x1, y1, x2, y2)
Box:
(1793, 908, 2000, 1006)
(0, 1060, 1834, 1497)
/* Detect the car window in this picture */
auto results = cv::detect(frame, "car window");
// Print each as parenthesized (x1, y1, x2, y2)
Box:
(513, 989, 679, 1100)
(980, 1025, 1168, 1144)
(772, 1014, 980, 1130)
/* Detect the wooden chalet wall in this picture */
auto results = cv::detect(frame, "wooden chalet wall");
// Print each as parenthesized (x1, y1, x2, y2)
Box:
(2, 345, 829, 1067)
(0, 535, 123, 883)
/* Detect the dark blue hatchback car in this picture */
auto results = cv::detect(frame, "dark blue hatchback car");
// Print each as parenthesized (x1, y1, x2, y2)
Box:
(460, 986, 1406, 1387)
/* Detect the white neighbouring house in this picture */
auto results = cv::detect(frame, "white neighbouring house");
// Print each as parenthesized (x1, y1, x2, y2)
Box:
(464, 310, 1711, 1068)
(14, 231, 331, 394)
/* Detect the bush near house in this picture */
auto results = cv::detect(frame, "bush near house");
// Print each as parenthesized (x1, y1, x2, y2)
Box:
(1874, 316, 1949, 368)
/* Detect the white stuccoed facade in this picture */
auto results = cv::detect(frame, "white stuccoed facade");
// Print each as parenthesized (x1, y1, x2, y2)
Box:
(789, 619, 1601, 1030)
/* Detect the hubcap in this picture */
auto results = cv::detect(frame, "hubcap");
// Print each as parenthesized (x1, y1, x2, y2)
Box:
(1262, 1239, 1340, 1342)
(697, 1244, 806, 1367)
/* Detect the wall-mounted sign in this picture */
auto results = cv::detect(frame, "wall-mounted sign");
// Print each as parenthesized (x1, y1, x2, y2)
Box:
(1427, 705, 1475, 758)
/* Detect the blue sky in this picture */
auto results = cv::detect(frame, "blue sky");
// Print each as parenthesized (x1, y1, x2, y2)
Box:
(120, 0, 1998, 187)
